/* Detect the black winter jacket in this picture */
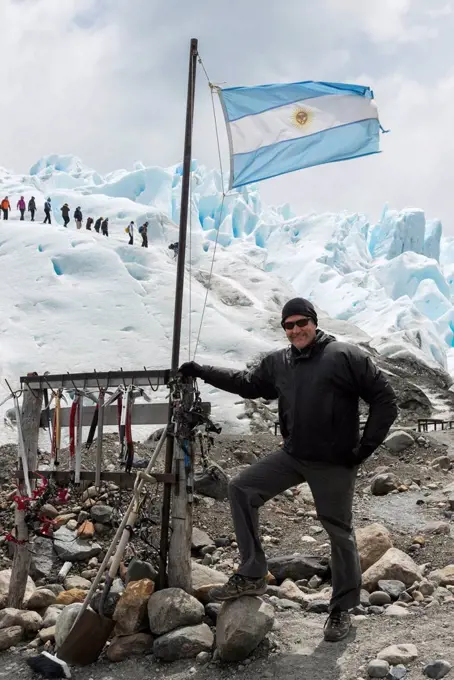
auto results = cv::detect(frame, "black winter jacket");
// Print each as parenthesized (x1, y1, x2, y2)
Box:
(74, 209, 83, 221)
(199, 330, 398, 466)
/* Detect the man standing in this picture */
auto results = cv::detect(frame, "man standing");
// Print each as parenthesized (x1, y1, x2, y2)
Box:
(17, 196, 26, 220)
(28, 196, 36, 221)
(94, 217, 102, 233)
(179, 298, 397, 642)
(101, 217, 109, 237)
(43, 198, 52, 224)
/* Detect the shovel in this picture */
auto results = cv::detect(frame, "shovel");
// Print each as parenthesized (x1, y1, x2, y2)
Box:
(57, 425, 168, 666)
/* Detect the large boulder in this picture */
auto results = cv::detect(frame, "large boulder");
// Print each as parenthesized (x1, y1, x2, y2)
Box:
(27, 589, 57, 610)
(192, 528, 215, 551)
(53, 526, 102, 562)
(275, 579, 306, 604)
(362, 548, 422, 591)
(90, 504, 113, 525)
(356, 524, 393, 572)
(377, 643, 419, 665)
(148, 588, 204, 635)
(216, 597, 275, 661)
(0, 570, 35, 609)
(194, 465, 229, 500)
(126, 559, 158, 585)
(55, 603, 83, 648)
(64, 576, 91, 591)
(42, 606, 62, 628)
(16, 610, 42, 637)
(385, 431, 414, 453)
(267, 555, 329, 583)
(113, 579, 155, 636)
(0, 608, 21, 630)
(370, 473, 400, 496)
(191, 561, 228, 603)
(428, 565, 454, 587)
(0, 626, 23, 651)
(153, 623, 213, 661)
(106, 632, 153, 662)
(56, 589, 87, 605)
(30, 536, 56, 580)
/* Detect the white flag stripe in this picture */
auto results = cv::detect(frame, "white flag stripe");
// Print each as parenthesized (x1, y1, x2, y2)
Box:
(230, 93, 378, 156)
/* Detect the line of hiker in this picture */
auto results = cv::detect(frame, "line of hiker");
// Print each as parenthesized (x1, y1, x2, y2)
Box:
(1, 195, 37, 221)
(1, 194, 178, 255)
(125, 220, 149, 248)
(61, 204, 108, 235)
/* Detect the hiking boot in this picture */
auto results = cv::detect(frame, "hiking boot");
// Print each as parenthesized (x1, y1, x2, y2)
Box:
(209, 574, 267, 602)
(323, 609, 351, 642)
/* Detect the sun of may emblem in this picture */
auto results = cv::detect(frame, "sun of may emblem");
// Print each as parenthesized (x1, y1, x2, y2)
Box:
(291, 106, 313, 129)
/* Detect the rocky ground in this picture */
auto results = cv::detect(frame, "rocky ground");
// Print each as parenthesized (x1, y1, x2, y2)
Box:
(1, 425, 454, 679)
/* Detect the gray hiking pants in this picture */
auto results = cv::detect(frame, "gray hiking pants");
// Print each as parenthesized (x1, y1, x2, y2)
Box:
(228, 448, 361, 612)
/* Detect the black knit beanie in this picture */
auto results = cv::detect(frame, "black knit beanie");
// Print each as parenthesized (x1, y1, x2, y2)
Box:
(281, 298, 318, 326)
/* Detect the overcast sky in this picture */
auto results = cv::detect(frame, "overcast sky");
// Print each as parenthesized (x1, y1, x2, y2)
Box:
(2, 0, 454, 229)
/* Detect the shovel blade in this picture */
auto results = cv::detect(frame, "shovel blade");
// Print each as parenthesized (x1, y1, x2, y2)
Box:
(57, 609, 115, 666)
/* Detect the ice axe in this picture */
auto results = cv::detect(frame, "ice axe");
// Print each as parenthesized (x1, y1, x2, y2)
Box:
(27, 425, 168, 674)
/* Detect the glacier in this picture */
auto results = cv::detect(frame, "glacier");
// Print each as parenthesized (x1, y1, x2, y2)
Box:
(1, 153, 454, 440)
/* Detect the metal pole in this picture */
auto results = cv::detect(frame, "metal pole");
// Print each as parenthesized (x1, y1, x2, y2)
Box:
(159, 37, 198, 589)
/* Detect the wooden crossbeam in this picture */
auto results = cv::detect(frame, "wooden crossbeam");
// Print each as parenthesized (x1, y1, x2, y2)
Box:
(15, 469, 176, 489)
(41, 402, 211, 428)
(21, 369, 170, 391)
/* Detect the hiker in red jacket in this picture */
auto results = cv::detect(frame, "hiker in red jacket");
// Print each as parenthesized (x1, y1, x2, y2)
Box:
(17, 196, 26, 220)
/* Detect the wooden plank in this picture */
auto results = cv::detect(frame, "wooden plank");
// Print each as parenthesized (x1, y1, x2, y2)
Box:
(43, 402, 211, 428)
(15, 469, 176, 489)
(8, 384, 43, 609)
(168, 439, 193, 592)
(21, 369, 170, 391)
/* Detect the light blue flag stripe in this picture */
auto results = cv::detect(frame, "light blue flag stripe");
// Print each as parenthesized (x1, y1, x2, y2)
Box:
(221, 81, 373, 122)
(231, 119, 380, 188)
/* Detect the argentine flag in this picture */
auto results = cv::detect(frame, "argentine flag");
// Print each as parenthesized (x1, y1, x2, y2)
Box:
(219, 81, 382, 189)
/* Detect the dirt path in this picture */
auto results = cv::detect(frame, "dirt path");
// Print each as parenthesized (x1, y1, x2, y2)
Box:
(3, 606, 454, 680)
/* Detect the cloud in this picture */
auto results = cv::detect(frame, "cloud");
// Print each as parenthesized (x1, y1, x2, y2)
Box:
(1, 0, 454, 231)
(327, 0, 437, 43)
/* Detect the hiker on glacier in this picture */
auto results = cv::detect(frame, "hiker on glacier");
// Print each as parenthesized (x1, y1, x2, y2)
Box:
(17, 196, 26, 220)
(94, 217, 102, 233)
(126, 221, 134, 245)
(1, 196, 11, 220)
(43, 198, 52, 224)
(101, 217, 109, 236)
(139, 221, 149, 248)
(86, 216, 94, 230)
(74, 206, 83, 230)
(179, 297, 397, 643)
(60, 203, 70, 227)
(28, 196, 36, 221)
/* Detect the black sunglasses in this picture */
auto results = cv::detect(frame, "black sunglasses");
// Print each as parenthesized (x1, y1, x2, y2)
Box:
(282, 318, 311, 331)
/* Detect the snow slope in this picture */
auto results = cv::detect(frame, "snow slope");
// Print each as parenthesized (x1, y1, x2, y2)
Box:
(1, 154, 454, 442)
